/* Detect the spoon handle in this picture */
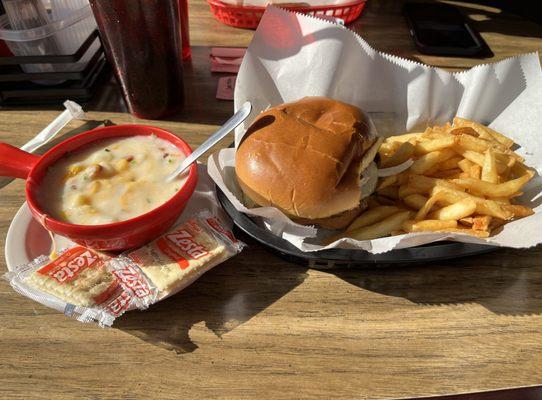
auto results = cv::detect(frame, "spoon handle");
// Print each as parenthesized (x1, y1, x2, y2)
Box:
(167, 101, 252, 182)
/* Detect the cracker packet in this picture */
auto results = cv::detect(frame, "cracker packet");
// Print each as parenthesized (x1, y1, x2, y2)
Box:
(4, 246, 135, 327)
(108, 212, 245, 309)
(4, 213, 244, 324)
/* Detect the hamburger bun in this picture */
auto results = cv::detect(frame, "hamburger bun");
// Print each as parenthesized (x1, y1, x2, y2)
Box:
(235, 96, 378, 230)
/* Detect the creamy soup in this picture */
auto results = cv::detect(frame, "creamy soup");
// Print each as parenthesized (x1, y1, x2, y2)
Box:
(38, 135, 187, 225)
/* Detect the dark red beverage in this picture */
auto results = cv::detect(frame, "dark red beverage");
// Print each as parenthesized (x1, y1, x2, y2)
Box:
(89, 0, 184, 119)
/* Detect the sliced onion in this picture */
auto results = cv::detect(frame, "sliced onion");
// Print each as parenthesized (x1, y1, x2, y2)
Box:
(377, 159, 414, 177)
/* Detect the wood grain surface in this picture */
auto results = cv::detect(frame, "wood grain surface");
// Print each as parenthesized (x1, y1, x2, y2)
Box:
(1, 1, 542, 399)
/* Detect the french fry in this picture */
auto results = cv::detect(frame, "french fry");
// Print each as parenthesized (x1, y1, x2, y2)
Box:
(453, 117, 512, 148)
(415, 192, 445, 221)
(398, 184, 426, 198)
(377, 185, 399, 199)
(481, 148, 498, 183)
(378, 141, 401, 160)
(459, 217, 474, 226)
(347, 206, 400, 231)
(485, 126, 515, 148)
(421, 127, 434, 137)
(403, 219, 458, 232)
(469, 164, 481, 179)
(491, 196, 511, 204)
(457, 133, 514, 155)
(430, 186, 514, 220)
(343, 211, 413, 241)
(423, 164, 441, 177)
(495, 152, 516, 168)
(386, 133, 422, 143)
(377, 175, 398, 190)
(476, 201, 514, 220)
(457, 134, 492, 153)
(397, 172, 411, 185)
(454, 146, 508, 174)
(376, 195, 396, 206)
(403, 194, 428, 210)
(433, 122, 452, 134)
(380, 141, 415, 168)
(429, 168, 463, 179)
(508, 151, 524, 163)
(472, 215, 492, 232)
(325, 119, 533, 245)
(454, 146, 484, 165)
(502, 204, 535, 218)
(410, 148, 456, 174)
(449, 126, 478, 137)
(510, 162, 530, 178)
(433, 227, 490, 238)
(428, 198, 477, 221)
(452, 172, 533, 197)
(408, 174, 464, 193)
(414, 135, 456, 155)
(489, 218, 507, 230)
(439, 156, 463, 171)
(458, 158, 475, 174)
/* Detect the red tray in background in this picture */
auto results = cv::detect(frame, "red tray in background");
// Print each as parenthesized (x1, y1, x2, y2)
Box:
(207, 0, 367, 29)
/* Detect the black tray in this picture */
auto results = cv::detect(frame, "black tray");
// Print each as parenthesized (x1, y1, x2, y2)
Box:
(0, 56, 108, 105)
(0, 39, 103, 83)
(216, 186, 498, 268)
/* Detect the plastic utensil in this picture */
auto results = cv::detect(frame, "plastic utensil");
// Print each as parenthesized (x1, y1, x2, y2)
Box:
(0, 100, 85, 190)
(167, 101, 251, 182)
(24, 100, 85, 153)
(0, 125, 198, 251)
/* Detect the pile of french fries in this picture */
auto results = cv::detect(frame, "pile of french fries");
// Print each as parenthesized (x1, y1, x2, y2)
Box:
(327, 117, 535, 243)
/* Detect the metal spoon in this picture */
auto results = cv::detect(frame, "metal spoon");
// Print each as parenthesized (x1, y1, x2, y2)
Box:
(166, 101, 252, 182)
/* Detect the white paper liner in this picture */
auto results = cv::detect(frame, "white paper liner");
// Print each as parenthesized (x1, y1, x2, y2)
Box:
(207, 5, 542, 254)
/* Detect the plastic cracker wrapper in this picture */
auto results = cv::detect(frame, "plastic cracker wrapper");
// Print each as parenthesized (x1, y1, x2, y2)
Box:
(4, 246, 134, 327)
(108, 212, 245, 309)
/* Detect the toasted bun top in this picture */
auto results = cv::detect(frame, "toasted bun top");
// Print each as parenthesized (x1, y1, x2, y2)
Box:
(235, 97, 376, 220)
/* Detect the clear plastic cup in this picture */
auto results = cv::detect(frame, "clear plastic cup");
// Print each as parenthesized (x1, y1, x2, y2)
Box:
(0, 2, 98, 84)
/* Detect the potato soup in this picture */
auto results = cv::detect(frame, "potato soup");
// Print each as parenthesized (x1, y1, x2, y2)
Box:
(38, 135, 187, 225)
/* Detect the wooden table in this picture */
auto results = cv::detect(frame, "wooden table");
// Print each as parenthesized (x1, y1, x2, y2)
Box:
(1, 1, 542, 399)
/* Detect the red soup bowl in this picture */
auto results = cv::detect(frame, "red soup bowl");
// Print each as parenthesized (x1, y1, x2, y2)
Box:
(0, 124, 198, 251)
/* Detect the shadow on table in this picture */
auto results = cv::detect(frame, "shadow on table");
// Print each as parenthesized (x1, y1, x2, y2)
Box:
(115, 244, 308, 354)
(458, 1, 542, 38)
(329, 246, 542, 316)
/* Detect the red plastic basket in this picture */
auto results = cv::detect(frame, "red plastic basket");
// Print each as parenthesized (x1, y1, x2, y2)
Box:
(207, 0, 367, 29)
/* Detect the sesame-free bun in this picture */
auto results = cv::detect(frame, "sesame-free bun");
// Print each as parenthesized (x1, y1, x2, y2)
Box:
(235, 97, 378, 230)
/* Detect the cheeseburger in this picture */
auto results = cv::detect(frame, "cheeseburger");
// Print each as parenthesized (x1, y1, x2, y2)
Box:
(235, 97, 381, 230)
